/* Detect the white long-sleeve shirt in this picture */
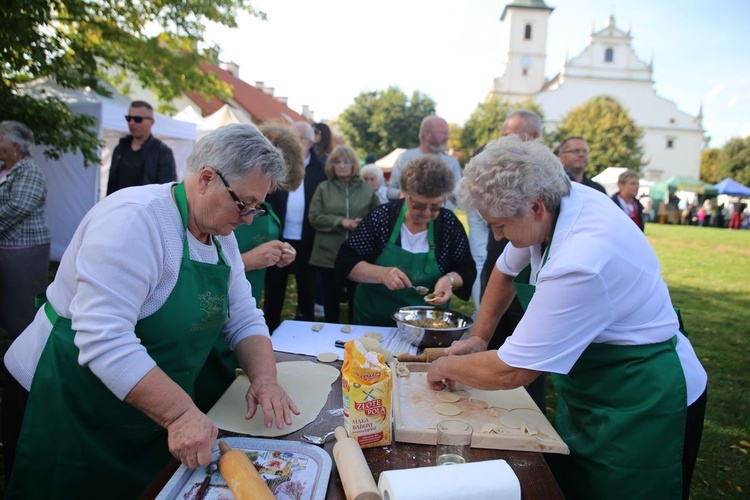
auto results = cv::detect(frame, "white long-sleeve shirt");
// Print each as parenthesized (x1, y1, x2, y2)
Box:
(495, 183, 707, 405)
(5, 183, 268, 400)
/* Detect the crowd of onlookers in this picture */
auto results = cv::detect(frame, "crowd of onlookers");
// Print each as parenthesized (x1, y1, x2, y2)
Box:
(679, 198, 748, 228)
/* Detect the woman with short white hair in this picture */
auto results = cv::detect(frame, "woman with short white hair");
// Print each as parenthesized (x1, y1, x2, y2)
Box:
(5, 124, 300, 497)
(427, 135, 707, 499)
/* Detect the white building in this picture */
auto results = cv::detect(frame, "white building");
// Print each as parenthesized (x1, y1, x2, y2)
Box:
(491, 0, 704, 182)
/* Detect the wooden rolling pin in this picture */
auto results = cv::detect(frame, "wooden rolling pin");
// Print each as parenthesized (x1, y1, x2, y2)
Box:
(396, 347, 447, 363)
(333, 427, 382, 500)
(217, 441, 275, 500)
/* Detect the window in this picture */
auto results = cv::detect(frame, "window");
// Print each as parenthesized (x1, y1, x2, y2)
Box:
(522, 68, 528, 76)
(524, 24, 532, 40)
(605, 48, 614, 62)
(666, 138, 675, 149)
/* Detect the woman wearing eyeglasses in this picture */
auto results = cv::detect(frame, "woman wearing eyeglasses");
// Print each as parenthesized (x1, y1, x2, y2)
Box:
(4, 125, 300, 497)
(336, 155, 475, 326)
(308, 146, 380, 324)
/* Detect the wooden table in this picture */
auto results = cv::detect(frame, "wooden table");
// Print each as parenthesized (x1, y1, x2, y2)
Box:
(141, 352, 564, 499)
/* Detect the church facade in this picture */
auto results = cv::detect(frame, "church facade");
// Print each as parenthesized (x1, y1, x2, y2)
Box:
(491, 0, 704, 182)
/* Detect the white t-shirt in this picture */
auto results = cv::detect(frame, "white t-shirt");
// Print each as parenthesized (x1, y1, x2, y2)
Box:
(282, 153, 310, 240)
(495, 183, 707, 405)
(5, 183, 268, 400)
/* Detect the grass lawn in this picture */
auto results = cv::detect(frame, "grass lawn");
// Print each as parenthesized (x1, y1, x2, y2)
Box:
(1, 222, 747, 498)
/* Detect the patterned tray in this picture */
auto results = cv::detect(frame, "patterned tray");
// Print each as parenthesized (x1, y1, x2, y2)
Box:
(156, 436, 332, 500)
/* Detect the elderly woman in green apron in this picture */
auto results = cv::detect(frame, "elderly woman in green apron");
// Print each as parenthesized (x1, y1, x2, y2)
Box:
(426, 136, 708, 500)
(336, 155, 475, 326)
(4, 124, 300, 498)
(193, 123, 306, 413)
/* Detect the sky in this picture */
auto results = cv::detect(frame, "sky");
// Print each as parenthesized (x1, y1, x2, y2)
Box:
(204, 0, 750, 148)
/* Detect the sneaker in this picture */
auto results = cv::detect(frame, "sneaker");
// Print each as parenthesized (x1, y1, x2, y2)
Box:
(314, 304, 324, 319)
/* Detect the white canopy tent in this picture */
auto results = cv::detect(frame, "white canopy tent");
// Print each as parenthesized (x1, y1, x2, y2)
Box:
(21, 80, 197, 260)
(592, 167, 653, 196)
(375, 148, 406, 174)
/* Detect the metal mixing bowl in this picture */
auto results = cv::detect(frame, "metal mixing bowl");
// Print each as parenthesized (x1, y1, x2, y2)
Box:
(392, 306, 474, 349)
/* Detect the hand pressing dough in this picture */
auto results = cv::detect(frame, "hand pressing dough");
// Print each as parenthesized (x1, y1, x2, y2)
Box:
(434, 402, 462, 416)
(317, 352, 338, 363)
(436, 391, 461, 403)
(207, 361, 339, 437)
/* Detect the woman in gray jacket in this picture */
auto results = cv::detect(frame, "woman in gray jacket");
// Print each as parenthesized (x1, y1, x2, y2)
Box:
(309, 146, 379, 323)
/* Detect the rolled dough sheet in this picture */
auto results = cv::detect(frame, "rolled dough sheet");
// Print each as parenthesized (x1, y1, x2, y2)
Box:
(206, 361, 339, 437)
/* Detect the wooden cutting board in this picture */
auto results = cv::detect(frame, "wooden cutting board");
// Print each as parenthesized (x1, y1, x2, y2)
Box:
(392, 362, 569, 454)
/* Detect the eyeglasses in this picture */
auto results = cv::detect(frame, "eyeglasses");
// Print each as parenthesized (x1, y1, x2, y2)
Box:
(407, 195, 444, 213)
(332, 159, 353, 166)
(125, 115, 153, 123)
(560, 148, 588, 155)
(214, 170, 266, 218)
(314, 129, 322, 135)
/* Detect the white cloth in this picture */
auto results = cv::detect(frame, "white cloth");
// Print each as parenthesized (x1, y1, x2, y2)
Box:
(5, 183, 269, 400)
(386, 149, 462, 211)
(495, 183, 707, 405)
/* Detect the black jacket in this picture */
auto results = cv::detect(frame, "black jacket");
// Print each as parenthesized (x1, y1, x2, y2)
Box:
(107, 135, 176, 195)
(264, 149, 327, 255)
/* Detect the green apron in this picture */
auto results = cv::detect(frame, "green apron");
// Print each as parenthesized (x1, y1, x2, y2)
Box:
(512, 218, 687, 499)
(7, 183, 231, 499)
(353, 205, 444, 326)
(193, 204, 281, 412)
(233, 202, 281, 304)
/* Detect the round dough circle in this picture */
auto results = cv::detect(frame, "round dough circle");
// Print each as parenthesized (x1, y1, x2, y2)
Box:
(316, 352, 339, 363)
(434, 402, 462, 416)
(436, 391, 461, 403)
(499, 414, 527, 429)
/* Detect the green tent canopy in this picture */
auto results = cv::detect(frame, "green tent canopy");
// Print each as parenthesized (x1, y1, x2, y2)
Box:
(649, 175, 719, 201)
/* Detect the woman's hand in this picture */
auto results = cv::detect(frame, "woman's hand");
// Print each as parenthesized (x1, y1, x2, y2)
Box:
(380, 266, 412, 290)
(445, 335, 488, 356)
(165, 406, 218, 469)
(341, 218, 362, 231)
(426, 356, 455, 391)
(276, 242, 296, 268)
(425, 275, 455, 305)
(242, 240, 284, 270)
(245, 376, 301, 429)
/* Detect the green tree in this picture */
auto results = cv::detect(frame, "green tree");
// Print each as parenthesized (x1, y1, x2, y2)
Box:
(337, 87, 436, 159)
(553, 95, 644, 177)
(700, 148, 721, 184)
(716, 136, 750, 186)
(1, 0, 263, 165)
(460, 96, 544, 162)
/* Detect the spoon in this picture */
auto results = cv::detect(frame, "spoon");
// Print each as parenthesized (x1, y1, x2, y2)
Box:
(301, 431, 335, 445)
(412, 286, 429, 295)
(195, 461, 218, 499)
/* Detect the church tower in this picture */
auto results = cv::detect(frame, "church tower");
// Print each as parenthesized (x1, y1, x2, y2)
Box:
(492, 0, 554, 102)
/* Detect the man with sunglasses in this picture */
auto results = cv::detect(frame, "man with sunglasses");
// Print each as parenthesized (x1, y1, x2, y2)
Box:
(106, 101, 176, 195)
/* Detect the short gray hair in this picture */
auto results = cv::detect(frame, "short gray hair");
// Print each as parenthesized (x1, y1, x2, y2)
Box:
(360, 164, 383, 183)
(186, 124, 287, 190)
(455, 135, 571, 218)
(0, 121, 35, 155)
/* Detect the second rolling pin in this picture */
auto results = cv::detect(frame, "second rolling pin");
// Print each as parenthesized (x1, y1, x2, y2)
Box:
(396, 347, 447, 363)
(332, 426, 382, 500)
